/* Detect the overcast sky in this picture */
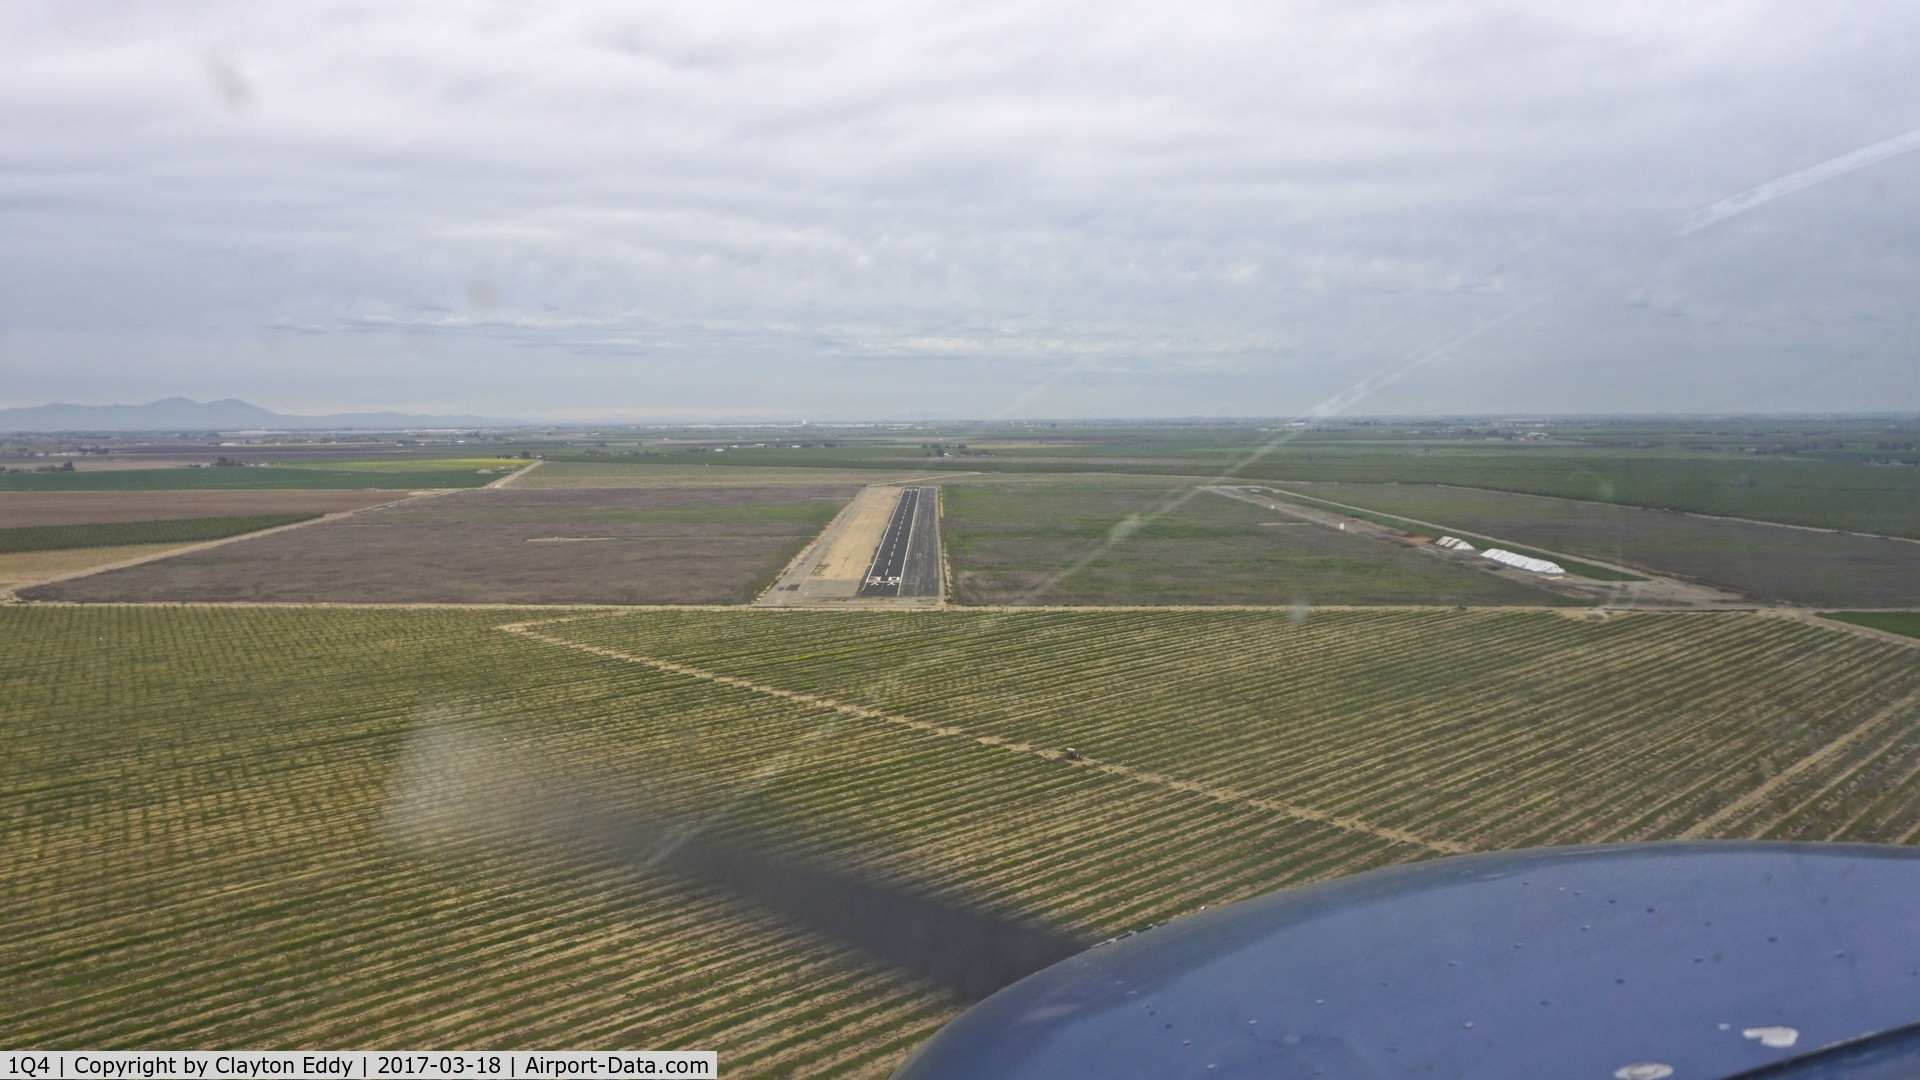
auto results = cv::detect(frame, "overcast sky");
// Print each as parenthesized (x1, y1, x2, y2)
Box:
(3, 1, 1918, 420)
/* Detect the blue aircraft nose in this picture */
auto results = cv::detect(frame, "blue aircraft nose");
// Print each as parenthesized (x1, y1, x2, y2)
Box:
(892, 843, 1920, 1080)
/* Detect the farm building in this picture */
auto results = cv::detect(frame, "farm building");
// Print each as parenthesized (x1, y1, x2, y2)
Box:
(1481, 548, 1565, 575)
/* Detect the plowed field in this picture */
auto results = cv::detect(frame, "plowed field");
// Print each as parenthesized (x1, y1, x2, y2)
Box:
(21, 487, 852, 605)
(0, 490, 402, 527)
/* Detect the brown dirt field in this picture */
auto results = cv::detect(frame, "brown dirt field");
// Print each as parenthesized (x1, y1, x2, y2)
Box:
(22, 486, 855, 605)
(0, 490, 403, 527)
(811, 487, 902, 581)
(0, 544, 197, 590)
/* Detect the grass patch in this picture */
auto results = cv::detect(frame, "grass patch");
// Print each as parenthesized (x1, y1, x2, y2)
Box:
(0, 514, 320, 553)
(1822, 612, 1920, 640)
(1257, 487, 1644, 581)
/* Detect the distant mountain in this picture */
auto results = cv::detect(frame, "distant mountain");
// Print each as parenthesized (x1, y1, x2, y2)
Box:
(0, 398, 520, 432)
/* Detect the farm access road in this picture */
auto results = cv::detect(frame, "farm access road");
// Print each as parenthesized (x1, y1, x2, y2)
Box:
(1204, 486, 1747, 610)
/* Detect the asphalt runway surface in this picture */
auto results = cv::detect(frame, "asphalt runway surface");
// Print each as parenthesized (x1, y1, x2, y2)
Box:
(859, 487, 942, 597)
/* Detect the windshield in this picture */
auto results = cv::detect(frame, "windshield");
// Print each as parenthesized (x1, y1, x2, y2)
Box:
(2, 4, 1916, 1078)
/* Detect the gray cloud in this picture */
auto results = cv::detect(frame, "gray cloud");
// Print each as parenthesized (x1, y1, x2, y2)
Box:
(1, 0, 1917, 418)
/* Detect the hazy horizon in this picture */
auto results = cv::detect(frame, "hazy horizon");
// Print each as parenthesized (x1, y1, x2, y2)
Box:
(6, 394, 1920, 431)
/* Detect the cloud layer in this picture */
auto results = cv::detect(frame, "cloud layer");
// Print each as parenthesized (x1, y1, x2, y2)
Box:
(3, 1, 1918, 418)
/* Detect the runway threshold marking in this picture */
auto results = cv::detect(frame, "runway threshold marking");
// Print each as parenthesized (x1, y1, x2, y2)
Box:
(496, 617, 1468, 856)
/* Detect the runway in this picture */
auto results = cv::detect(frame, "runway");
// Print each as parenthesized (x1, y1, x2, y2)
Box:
(859, 487, 942, 598)
(758, 485, 943, 605)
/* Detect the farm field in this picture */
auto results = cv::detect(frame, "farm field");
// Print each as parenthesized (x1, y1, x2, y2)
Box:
(5, 457, 221, 473)
(7, 607, 1920, 1072)
(550, 608, 1920, 850)
(1245, 448, 1920, 538)
(941, 481, 1571, 606)
(516, 461, 987, 490)
(22, 487, 853, 605)
(0, 459, 510, 493)
(1235, 450, 1920, 537)
(0, 514, 320, 554)
(1825, 612, 1920, 640)
(1245, 486, 1641, 581)
(0, 543, 195, 593)
(1280, 482, 1920, 608)
(0, 489, 402, 526)
(631, 440, 1920, 537)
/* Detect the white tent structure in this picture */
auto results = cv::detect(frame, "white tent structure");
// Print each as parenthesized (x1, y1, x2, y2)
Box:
(1434, 536, 1475, 551)
(1481, 548, 1566, 575)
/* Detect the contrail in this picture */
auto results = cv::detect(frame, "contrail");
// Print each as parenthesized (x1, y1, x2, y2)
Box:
(1681, 125, 1920, 235)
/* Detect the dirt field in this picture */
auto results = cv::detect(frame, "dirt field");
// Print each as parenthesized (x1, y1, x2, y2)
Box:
(813, 487, 902, 580)
(0, 543, 197, 592)
(22, 486, 854, 604)
(0, 490, 402, 527)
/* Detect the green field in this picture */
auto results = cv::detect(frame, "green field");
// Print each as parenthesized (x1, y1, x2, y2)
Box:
(8, 606, 1920, 1070)
(1824, 612, 1920, 640)
(941, 482, 1571, 606)
(0, 514, 319, 554)
(0, 461, 506, 492)
(577, 440, 1920, 537)
(1128, 448, 1920, 537)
